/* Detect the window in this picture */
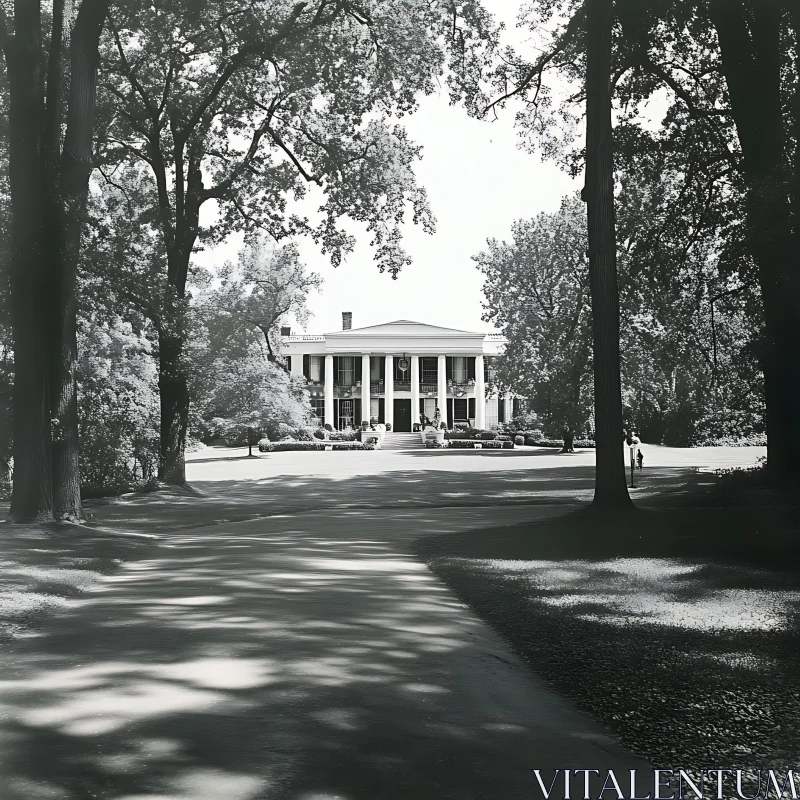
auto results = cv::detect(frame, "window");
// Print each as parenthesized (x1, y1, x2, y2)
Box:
(370, 398, 380, 421)
(310, 356, 323, 383)
(421, 357, 437, 385)
(453, 398, 468, 422)
(338, 399, 354, 429)
(485, 398, 499, 427)
(453, 357, 467, 383)
(484, 357, 497, 384)
(337, 356, 355, 386)
(370, 357, 382, 381)
(310, 398, 325, 424)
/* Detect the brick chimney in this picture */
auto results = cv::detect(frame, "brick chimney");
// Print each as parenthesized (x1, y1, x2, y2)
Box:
(280, 326, 292, 336)
(342, 311, 352, 330)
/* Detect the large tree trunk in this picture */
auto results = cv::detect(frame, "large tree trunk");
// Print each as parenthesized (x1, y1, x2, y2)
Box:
(158, 320, 190, 485)
(6, 5, 55, 523)
(583, 0, 631, 508)
(710, 0, 800, 480)
(49, 0, 110, 519)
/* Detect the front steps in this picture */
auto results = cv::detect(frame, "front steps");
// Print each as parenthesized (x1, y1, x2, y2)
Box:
(381, 432, 424, 451)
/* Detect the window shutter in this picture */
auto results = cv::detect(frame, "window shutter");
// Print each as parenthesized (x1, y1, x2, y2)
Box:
(354, 399, 362, 425)
(447, 399, 453, 429)
(418, 358, 423, 381)
(468, 398, 476, 421)
(286, 356, 292, 373)
(446, 357, 453, 381)
(333, 356, 339, 383)
(498, 396, 505, 423)
(320, 357, 326, 382)
(467, 357, 476, 381)
(378, 398, 385, 423)
(513, 398, 520, 418)
(302, 354, 310, 379)
(380, 357, 386, 380)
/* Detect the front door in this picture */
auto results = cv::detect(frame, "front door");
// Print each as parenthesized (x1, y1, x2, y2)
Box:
(393, 399, 412, 432)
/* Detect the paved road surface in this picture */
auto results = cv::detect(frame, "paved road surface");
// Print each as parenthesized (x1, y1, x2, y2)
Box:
(0, 505, 650, 800)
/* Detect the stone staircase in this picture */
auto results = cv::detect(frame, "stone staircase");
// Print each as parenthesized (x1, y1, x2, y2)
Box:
(381, 432, 423, 451)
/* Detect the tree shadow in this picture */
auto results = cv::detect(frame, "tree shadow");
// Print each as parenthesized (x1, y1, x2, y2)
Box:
(0, 508, 648, 799)
(414, 506, 800, 774)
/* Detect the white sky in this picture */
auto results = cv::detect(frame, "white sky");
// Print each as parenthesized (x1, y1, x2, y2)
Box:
(200, 1, 583, 336)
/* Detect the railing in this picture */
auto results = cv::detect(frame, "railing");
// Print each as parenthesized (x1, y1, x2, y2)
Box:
(283, 335, 326, 341)
(420, 383, 438, 394)
(448, 381, 475, 396)
(334, 384, 356, 398)
(370, 380, 385, 394)
(394, 380, 411, 391)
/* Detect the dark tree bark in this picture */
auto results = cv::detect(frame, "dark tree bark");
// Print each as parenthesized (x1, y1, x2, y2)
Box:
(49, 0, 110, 519)
(3, 0, 109, 521)
(709, 0, 800, 480)
(583, 0, 632, 508)
(5, 2, 55, 522)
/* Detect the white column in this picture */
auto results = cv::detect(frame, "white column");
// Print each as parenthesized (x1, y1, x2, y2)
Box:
(384, 354, 394, 428)
(437, 354, 447, 424)
(475, 354, 486, 429)
(290, 352, 304, 378)
(361, 353, 371, 425)
(324, 354, 334, 429)
(411, 354, 420, 427)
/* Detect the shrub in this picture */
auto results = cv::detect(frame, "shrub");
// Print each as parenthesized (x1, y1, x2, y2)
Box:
(258, 439, 366, 452)
(324, 423, 333, 432)
(313, 429, 326, 440)
(479, 431, 497, 440)
(328, 430, 357, 442)
(385, 422, 392, 432)
(514, 435, 525, 446)
(694, 433, 767, 447)
(294, 427, 316, 441)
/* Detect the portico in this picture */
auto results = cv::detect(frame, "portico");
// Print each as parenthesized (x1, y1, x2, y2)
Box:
(283, 316, 514, 431)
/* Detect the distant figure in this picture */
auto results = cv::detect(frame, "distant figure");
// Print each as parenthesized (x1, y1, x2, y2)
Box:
(626, 430, 640, 471)
(433, 407, 442, 429)
(561, 426, 574, 453)
(637, 448, 644, 471)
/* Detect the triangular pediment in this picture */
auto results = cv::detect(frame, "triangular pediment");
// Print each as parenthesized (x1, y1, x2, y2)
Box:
(325, 320, 484, 337)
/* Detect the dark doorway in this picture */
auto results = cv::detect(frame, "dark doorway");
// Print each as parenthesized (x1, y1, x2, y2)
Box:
(393, 399, 412, 432)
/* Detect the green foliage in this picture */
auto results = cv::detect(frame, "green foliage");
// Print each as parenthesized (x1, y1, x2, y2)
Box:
(479, 186, 764, 445)
(76, 317, 160, 496)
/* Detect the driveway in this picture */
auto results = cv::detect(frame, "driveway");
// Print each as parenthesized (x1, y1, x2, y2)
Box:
(0, 505, 653, 800)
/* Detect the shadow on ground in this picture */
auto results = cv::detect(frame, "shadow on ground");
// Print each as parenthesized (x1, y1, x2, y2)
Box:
(0, 508, 647, 800)
(82, 464, 703, 538)
(415, 506, 800, 777)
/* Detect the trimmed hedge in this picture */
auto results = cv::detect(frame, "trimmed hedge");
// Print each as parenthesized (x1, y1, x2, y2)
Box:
(447, 439, 514, 449)
(524, 438, 596, 448)
(258, 439, 365, 452)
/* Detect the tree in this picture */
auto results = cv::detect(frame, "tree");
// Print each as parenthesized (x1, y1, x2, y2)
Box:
(97, 0, 497, 485)
(1, 0, 109, 522)
(206, 239, 322, 366)
(475, 195, 593, 437)
(581, 0, 630, 506)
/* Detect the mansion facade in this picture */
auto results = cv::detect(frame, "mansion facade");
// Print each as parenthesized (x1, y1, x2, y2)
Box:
(282, 314, 517, 432)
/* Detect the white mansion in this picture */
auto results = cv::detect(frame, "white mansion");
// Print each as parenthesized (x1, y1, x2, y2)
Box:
(282, 313, 517, 432)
